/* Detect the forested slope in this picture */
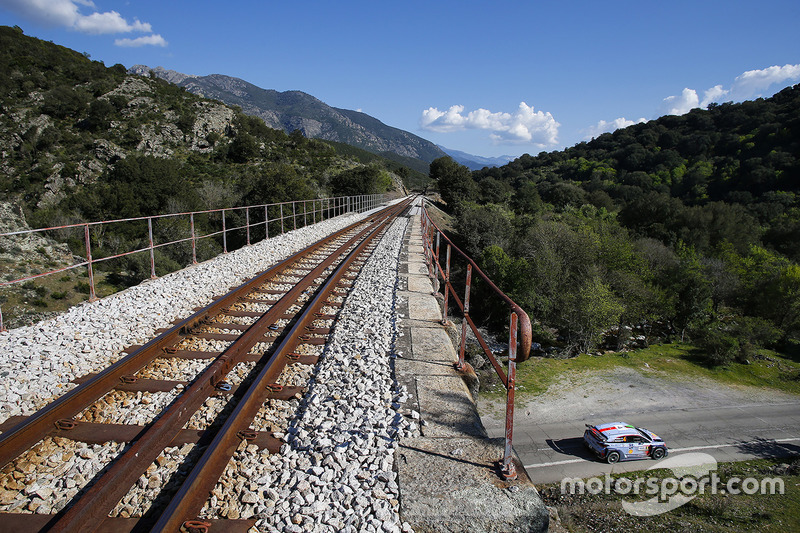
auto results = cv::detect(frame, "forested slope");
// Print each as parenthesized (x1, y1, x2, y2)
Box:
(433, 85, 800, 363)
(0, 25, 412, 325)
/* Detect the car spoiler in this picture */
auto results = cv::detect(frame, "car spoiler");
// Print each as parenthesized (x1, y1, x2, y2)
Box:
(585, 424, 607, 441)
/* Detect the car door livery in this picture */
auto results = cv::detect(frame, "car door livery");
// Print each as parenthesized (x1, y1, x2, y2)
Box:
(633, 435, 651, 457)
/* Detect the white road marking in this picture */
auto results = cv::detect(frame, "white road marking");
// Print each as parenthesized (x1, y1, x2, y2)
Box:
(523, 437, 800, 470)
(667, 437, 800, 454)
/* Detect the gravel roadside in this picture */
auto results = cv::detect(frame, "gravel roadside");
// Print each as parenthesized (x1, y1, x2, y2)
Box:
(478, 365, 800, 428)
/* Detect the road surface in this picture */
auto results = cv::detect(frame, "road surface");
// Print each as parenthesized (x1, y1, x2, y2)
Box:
(482, 400, 800, 484)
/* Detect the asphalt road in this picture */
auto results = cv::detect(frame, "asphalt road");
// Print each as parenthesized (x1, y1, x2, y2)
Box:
(483, 400, 800, 484)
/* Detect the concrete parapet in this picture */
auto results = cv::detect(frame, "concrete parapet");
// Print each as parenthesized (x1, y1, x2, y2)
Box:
(394, 212, 548, 533)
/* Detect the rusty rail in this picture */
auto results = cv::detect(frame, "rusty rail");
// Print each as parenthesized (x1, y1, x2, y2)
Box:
(153, 200, 412, 532)
(0, 200, 392, 472)
(0, 194, 388, 331)
(0, 196, 413, 531)
(419, 200, 532, 480)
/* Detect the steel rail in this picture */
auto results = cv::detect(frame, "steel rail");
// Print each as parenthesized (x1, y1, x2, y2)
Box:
(45, 198, 413, 533)
(151, 199, 413, 532)
(0, 201, 398, 471)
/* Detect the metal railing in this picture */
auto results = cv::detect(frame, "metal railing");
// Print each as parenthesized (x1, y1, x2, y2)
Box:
(420, 200, 532, 480)
(0, 194, 387, 331)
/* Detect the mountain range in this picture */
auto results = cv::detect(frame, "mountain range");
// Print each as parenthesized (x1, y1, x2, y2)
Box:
(437, 147, 516, 170)
(128, 65, 449, 173)
(128, 65, 514, 173)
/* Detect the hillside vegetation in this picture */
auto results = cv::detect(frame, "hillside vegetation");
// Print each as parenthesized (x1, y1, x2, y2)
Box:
(0, 25, 420, 326)
(433, 85, 800, 365)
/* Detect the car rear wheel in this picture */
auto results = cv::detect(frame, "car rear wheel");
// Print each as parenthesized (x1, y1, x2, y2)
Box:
(606, 451, 621, 464)
(651, 447, 666, 460)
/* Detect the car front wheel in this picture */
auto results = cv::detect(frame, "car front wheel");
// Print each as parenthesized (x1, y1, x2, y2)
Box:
(651, 447, 666, 460)
(606, 451, 621, 464)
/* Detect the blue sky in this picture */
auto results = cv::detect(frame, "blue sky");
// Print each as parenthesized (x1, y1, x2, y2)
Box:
(2, 0, 799, 158)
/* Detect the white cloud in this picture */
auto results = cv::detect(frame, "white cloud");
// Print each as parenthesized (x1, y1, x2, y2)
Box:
(420, 102, 559, 147)
(0, 0, 79, 26)
(583, 117, 646, 140)
(659, 63, 800, 117)
(700, 85, 728, 108)
(420, 104, 467, 132)
(660, 88, 699, 116)
(0, 0, 164, 44)
(729, 63, 800, 100)
(74, 11, 151, 34)
(115, 34, 167, 48)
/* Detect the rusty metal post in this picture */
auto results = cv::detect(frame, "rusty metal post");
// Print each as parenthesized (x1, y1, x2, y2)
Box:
(456, 264, 471, 371)
(245, 208, 251, 245)
(84, 224, 98, 302)
(313, 200, 317, 224)
(222, 210, 228, 253)
(441, 244, 451, 325)
(423, 220, 434, 280)
(502, 311, 519, 480)
(148, 217, 157, 279)
(0, 305, 5, 332)
(435, 231, 441, 265)
(280, 204, 284, 234)
(190, 213, 197, 264)
(293, 201, 297, 230)
(265, 205, 269, 240)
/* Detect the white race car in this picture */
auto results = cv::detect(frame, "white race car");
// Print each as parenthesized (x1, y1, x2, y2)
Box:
(583, 422, 668, 464)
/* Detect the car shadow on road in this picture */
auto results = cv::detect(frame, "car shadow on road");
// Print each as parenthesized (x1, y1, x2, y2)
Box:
(545, 437, 597, 460)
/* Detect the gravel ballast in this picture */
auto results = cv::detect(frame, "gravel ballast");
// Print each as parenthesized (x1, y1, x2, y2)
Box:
(233, 216, 416, 533)
(0, 200, 418, 531)
(0, 207, 386, 425)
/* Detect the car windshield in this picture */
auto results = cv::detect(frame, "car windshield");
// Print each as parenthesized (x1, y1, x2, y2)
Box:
(635, 428, 652, 441)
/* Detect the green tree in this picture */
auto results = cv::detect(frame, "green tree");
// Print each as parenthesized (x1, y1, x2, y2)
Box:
(228, 132, 260, 163)
(562, 276, 624, 354)
(430, 156, 476, 208)
(668, 245, 712, 341)
(330, 165, 391, 196)
(455, 203, 514, 257)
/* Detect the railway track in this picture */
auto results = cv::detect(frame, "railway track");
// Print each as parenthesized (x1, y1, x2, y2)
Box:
(0, 196, 416, 532)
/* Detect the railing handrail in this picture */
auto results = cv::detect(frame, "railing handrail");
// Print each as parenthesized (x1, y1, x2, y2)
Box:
(420, 198, 533, 481)
(420, 202, 532, 361)
(0, 193, 388, 331)
(0, 195, 365, 238)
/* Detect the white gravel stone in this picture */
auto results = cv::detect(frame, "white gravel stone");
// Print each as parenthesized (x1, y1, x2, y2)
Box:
(0, 198, 412, 528)
(238, 216, 413, 532)
(0, 204, 395, 424)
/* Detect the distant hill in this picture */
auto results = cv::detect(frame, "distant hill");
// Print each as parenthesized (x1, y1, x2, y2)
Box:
(439, 146, 516, 170)
(129, 65, 447, 174)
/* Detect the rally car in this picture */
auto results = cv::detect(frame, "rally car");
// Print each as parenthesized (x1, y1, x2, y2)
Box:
(583, 422, 668, 464)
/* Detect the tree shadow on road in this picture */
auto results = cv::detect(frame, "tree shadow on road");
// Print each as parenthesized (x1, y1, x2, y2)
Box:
(735, 436, 800, 458)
